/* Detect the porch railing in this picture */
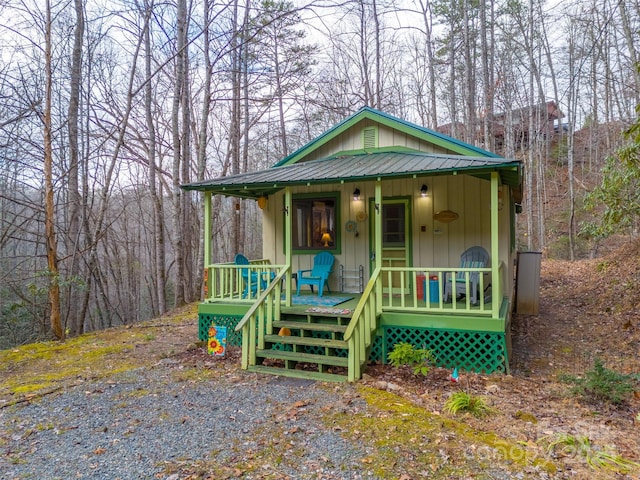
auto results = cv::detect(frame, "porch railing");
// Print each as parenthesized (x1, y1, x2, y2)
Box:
(204, 259, 285, 303)
(344, 267, 382, 381)
(235, 265, 289, 369)
(379, 264, 503, 316)
(231, 262, 504, 380)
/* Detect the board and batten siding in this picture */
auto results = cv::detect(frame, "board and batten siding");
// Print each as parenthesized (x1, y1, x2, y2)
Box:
(261, 173, 513, 295)
(297, 120, 456, 163)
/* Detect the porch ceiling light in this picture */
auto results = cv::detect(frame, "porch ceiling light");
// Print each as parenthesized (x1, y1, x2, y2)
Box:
(420, 184, 428, 197)
(353, 188, 361, 201)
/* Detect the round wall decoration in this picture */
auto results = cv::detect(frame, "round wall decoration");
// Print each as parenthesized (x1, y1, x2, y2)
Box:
(345, 220, 357, 233)
(355, 210, 368, 222)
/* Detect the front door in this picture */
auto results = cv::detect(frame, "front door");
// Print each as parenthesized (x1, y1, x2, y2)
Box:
(370, 197, 412, 293)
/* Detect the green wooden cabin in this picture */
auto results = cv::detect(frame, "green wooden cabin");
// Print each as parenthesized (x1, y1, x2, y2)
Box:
(182, 107, 523, 382)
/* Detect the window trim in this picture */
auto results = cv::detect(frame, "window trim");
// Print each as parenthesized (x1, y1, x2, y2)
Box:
(288, 192, 341, 255)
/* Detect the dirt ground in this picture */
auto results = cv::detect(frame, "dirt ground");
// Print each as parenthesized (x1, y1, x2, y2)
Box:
(163, 241, 640, 478)
(4, 242, 638, 479)
(169, 245, 638, 479)
(360, 239, 640, 479)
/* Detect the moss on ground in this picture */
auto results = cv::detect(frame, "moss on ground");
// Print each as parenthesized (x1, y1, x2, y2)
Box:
(322, 386, 557, 479)
(0, 304, 198, 404)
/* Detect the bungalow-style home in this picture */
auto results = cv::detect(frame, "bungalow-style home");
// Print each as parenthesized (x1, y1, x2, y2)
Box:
(182, 107, 523, 382)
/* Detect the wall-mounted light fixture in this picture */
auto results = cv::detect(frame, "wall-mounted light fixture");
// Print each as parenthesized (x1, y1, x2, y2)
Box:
(257, 195, 268, 210)
(353, 188, 361, 201)
(420, 184, 429, 197)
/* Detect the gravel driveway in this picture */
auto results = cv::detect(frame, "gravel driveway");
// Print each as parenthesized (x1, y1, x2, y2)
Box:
(1, 358, 374, 480)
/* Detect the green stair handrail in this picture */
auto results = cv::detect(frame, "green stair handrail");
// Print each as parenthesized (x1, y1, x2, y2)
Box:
(344, 267, 381, 381)
(235, 265, 290, 370)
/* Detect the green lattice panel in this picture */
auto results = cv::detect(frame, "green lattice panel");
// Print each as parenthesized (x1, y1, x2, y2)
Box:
(305, 331, 348, 357)
(270, 343, 293, 352)
(381, 327, 507, 374)
(198, 313, 243, 346)
(305, 332, 382, 361)
(369, 335, 383, 363)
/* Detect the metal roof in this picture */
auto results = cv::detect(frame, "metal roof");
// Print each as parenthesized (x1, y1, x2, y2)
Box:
(181, 151, 522, 199)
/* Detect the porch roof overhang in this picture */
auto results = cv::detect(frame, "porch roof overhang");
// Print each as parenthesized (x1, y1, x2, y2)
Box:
(181, 151, 522, 201)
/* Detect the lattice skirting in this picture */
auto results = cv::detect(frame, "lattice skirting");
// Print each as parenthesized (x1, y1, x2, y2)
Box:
(199, 314, 507, 373)
(376, 326, 508, 374)
(198, 314, 243, 346)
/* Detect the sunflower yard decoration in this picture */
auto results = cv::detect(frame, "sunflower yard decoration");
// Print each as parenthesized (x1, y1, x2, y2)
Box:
(207, 326, 227, 356)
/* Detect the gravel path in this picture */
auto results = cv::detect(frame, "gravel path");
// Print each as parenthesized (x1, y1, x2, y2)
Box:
(1, 359, 374, 480)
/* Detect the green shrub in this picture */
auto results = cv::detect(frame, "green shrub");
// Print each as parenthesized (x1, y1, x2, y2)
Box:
(560, 358, 636, 405)
(444, 391, 493, 417)
(387, 342, 435, 376)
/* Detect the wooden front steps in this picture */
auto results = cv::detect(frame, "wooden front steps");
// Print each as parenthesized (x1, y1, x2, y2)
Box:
(251, 311, 351, 382)
(246, 365, 348, 382)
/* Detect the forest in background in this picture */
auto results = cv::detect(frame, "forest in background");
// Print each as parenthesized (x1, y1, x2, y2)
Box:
(0, 0, 638, 347)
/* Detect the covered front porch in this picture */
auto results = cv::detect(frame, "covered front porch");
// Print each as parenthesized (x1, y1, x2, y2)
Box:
(197, 252, 510, 382)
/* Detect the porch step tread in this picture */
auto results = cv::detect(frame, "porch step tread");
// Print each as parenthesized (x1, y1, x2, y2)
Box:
(264, 334, 347, 349)
(256, 349, 349, 367)
(281, 307, 353, 318)
(247, 365, 347, 383)
(273, 320, 348, 334)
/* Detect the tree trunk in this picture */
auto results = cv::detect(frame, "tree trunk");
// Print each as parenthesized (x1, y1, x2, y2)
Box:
(195, 0, 213, 299)
(143, 0, 167, 314)
(43, 0, 64, 340)
(229, 0, 242, 256)
(172, 0, 188, 306)
(462, 0, 476, 144)
(567, 30, 578, 261)
(372, 0, 381, 109)
(417, 0, 438, 129)
(480, 0, 493, 150)
(65, 0, 85, 336)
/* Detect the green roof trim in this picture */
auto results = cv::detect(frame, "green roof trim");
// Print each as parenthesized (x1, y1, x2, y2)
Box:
(273, 107, 499, 167)
(181, 151, 521, 198)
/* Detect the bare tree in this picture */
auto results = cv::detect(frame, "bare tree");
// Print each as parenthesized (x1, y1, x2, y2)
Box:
(64, 0, 84, 336)
(171, 0, 191, 306)
(43, 0, 63, 340)
(142, 0, 167, 315)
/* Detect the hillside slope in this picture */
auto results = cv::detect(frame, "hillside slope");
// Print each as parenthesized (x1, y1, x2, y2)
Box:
(1, 243, 639, 479)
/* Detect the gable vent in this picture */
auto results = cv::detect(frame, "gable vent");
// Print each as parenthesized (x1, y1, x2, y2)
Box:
(363, 126, 378, 149)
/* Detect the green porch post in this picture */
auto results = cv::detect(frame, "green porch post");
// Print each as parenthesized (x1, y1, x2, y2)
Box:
(375, 179, 383, 310)
(284, 187, 292, 306)
(204, 192, 212, 299)
(491, 172, 500, 319)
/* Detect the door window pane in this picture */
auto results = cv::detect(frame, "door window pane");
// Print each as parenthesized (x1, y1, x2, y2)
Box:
(382, 204, 405, 247)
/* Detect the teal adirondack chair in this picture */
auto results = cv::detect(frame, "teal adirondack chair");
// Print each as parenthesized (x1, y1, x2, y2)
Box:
(297, 252, 334, 297)
(235, 254, 266, 298)
(443, 246, 490, 305)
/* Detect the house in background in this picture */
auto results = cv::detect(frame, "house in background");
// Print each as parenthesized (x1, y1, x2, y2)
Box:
(491, 101, 564, 151)
(182, 107, 523, 382)
(437, 101, 565, 153)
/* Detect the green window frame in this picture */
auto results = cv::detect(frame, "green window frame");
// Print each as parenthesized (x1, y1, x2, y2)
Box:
(290, 193, 341, 254)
